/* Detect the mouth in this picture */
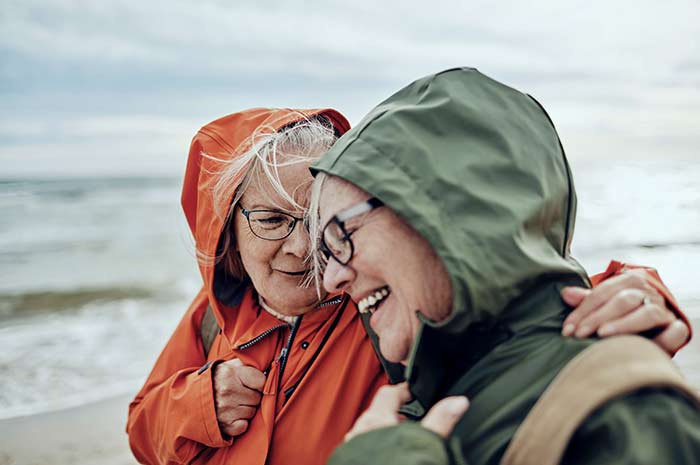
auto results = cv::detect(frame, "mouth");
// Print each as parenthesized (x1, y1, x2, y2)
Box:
(276, 269, 307, 276)
(357, 286, 391, 314)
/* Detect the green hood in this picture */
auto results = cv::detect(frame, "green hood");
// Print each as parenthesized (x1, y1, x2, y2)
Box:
(312, 68, 590, 410)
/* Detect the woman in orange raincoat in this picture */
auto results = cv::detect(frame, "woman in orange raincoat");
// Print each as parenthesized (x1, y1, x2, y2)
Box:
(126, 107, 691, 465)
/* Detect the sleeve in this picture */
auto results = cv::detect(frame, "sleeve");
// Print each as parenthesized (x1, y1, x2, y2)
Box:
(590, 260, 692, 350)
(327, 423, 453, 465)
(126, 289, 233, 465)
(563, 388, 700, 465)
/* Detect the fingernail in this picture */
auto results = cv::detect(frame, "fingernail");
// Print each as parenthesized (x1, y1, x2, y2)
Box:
(575, 325, 591, 338)
(598, 324, 615, 337)
(562, 323, 576, 337)
(448, 397, 469, 414)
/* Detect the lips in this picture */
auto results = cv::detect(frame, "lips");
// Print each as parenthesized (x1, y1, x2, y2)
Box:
(357, 286, 391, 314)
(276, 269, 307, 276)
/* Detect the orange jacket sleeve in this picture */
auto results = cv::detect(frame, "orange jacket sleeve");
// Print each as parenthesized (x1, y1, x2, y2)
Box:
(126, 289, 232, 465)
(590, 260, 692, 351)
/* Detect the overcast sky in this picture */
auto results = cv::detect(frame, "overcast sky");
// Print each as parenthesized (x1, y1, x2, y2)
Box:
(1, 0, 698, 177)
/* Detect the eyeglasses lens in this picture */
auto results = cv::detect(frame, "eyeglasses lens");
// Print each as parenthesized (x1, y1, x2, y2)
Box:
(248, 211, 296, 240)
(323, 221, 351, 264)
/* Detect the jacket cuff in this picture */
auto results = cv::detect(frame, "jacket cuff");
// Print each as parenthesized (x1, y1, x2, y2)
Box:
(328, 423, 451, 465)
(198, 360, 234, 447)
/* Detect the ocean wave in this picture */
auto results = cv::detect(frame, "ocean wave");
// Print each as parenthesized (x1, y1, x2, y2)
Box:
(0, 286, 155, 320)
(0, 293, 188, 420)
(635, 240, 700, 249)
(573, 238, 700, 256)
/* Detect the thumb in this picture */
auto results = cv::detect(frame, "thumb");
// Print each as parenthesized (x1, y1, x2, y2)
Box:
(560, 286, 589, 306)
(420, 396, 469, 438)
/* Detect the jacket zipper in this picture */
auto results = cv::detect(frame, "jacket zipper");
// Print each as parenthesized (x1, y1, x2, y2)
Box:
(317, 295, 343, 308)
(277, 315, 302, 386)
(236, 324, 288, 350)
(234, 296, 342, 351)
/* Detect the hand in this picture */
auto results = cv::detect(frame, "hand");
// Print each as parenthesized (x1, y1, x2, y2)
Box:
(212, 358, 266, 437)
(561, 269, 690, 354)
(344, 383, 469, 442)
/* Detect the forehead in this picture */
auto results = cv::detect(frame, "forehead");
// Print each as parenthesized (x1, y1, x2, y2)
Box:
(319, 176, 371, 224)
(244, 158, 314, 209)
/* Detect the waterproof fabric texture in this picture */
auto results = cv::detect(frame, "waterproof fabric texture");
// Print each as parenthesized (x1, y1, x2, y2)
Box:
(127, 108, 387, 465)
(314, 68, 700, 465)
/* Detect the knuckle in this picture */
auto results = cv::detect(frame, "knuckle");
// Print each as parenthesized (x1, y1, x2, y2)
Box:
(233, 406, 254, 419)
(624, 269, 647, 286)
(645, 304, 668, 324)
(618, 289, 642, 308)
(229, 420, 249, 436)
(673, 320, 690, 340)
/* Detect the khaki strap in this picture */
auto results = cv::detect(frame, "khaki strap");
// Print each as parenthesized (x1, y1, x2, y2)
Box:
(200, 304, 220, 358)
(501, 335, 700, 465)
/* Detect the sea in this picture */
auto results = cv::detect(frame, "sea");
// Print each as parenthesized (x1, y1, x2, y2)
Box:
(1, 158, 699, 420)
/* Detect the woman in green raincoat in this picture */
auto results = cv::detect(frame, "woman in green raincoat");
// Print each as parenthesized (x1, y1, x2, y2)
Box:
(312, 68, 700, 464)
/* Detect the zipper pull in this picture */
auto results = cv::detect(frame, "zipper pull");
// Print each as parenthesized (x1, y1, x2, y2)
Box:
(277, 347, 288, 362)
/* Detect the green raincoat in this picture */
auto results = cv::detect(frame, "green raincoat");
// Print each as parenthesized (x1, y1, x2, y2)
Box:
(313, 68, 700, 464)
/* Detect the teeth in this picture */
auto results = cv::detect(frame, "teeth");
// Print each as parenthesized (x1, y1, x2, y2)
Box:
(357, 287, 391, 314)
(358, 300, 368, 314)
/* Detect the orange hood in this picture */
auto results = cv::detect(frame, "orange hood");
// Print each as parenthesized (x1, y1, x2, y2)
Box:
(181, 108, 350, 326)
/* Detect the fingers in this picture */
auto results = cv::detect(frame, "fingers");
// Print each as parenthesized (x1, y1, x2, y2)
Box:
(224, 419, 249, 437)
(420, 396, 469, 438)
(218, 359, 266, 390)
(561, 270, 662, 338)
(215, 359, 266, 401)
(344, 384, 411, 442)
(561, 286, 589, 307)
(213, 358, 266, 438)
(369, 383, 412, 414)
(218, 405, 257, 425)
(238, 365, 267, 391)
(653, 320, 691, 355)
(575, 288, 647, 338)
(596, 299, 674, 337)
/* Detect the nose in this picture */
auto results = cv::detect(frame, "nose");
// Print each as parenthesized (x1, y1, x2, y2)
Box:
(323, 257, 355, 294)
(280, 220, 308, 258)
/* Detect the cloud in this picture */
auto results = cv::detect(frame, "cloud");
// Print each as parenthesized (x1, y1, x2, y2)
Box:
(1, 0, 698, 176)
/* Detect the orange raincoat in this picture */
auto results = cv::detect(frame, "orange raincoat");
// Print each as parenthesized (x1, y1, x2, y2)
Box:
(126, 108, 690, 465)
(127, 109, 387, 465)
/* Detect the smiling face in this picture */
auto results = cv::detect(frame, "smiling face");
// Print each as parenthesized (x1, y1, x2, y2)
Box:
(234, 157, 324, 315)
(319, 175, 453, 363)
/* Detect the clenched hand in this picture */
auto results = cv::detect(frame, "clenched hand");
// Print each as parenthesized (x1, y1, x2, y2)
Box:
(213, 358, 266, 437)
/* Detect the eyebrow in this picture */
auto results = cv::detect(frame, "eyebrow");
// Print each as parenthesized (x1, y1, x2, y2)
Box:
(335, 198, 384, 222)
(243, 203, 304, 215)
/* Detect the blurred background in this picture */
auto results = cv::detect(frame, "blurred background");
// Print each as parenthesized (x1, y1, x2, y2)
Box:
(1, 1, 698, 463)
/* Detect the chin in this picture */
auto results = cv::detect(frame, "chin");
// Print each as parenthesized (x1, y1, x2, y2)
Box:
(288, 291, 322, 308)
(379, 340, 409, 364)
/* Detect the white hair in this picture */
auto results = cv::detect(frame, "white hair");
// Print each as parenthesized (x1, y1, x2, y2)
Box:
(304, 171, 330, 294)
(200, 115, 338, 280)
(211, 115, 337, 219)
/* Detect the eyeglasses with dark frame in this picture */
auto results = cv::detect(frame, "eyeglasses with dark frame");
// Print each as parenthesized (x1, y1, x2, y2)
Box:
(238, 204, 306, 241)
(320, 197, 384, 265)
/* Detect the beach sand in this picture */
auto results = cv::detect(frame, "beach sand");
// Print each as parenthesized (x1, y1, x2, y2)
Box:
(0, 394, 136, 465)
(1, 319, 698, 465)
